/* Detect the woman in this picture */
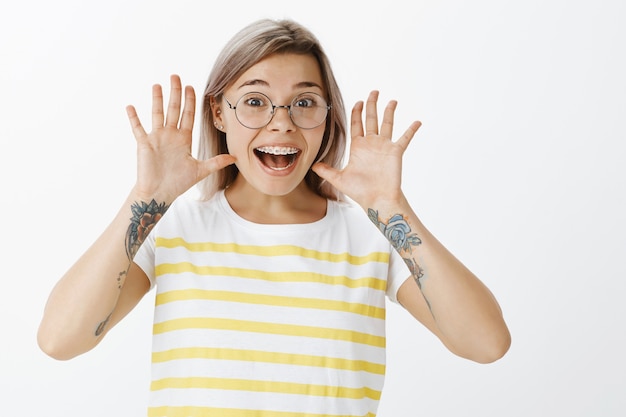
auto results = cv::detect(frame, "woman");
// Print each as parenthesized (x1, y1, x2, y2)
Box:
(38, 18, 510, 416)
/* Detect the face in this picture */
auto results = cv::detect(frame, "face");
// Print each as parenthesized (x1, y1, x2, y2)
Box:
(212, 53, 327, 197)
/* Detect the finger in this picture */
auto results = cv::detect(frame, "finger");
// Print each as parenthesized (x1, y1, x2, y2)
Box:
(396, 120, 422, 151)
(380, 100, 397, 139)
(151, 84, 164, 129)
(350, 101, 364, 139)
(179, 85, 196, 133)
(198, 154, 237, 180)
(365, 90, 379, 136)
(165, 74, 183, 128)
(126, 105, 147, 140)
(311, 162, 341, 188)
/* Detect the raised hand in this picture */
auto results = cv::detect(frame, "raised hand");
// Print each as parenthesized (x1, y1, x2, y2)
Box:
(313, 90, 421, 209)
(126, 74, 235, 203)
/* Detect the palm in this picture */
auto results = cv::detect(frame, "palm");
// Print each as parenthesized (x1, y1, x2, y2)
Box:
(126, 75, 235, 202)
(313, 91, 421, 209)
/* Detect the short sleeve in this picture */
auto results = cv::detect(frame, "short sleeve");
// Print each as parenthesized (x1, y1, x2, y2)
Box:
(133, 227, 157, 290)
(385, 247, 411, 304)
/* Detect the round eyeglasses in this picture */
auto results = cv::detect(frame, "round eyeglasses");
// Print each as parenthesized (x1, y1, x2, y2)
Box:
(223, 92, 331, 130)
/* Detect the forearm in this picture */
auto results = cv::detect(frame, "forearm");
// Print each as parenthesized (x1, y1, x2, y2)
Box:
(37, 189, 168, 359)
(367, 194, 510, 362)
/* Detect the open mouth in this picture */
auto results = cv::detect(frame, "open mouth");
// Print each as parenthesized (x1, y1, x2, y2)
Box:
(254, 146, 300, 171)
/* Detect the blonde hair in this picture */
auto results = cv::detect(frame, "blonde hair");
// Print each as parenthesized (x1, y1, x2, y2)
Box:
(197, 19, 347, 200)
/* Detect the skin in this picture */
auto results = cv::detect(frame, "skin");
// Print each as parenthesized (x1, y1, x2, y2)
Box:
(313, 93, 511, 362)
(38, 53, 510, 364)
(211, 53, 328, 224)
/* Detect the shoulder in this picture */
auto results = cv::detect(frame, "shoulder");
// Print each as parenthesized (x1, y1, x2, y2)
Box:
(327, 199, 391, 246)
(328, 199, 372, 227)
(154, 191, 225, 235)
(167, 191, 222, 216)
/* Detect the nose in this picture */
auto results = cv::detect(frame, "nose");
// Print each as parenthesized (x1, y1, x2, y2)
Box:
(267, 105, 296, 131)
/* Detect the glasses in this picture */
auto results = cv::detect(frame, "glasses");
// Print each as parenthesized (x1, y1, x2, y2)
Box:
(224, 92, 331, 129)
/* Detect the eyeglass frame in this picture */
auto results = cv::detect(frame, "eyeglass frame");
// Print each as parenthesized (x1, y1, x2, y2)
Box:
(222, 91, 332, 130)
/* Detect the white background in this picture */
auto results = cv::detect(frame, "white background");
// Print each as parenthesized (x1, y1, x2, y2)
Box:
(1, 0, 625, 415)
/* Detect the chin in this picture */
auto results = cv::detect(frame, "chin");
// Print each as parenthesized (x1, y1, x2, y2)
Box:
(245, 170, 312, 197)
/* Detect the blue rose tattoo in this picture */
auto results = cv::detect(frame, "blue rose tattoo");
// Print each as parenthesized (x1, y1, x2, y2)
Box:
(384, 214, 422, 252)
(368, 209, 426, 288)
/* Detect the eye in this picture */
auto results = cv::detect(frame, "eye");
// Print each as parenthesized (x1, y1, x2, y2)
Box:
(293, 95, 316, 108)
(242, 93, 269, 108)
(245, 97, 264, 107)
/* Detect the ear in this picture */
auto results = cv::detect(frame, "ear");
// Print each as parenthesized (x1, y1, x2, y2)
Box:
(209, 96, 224, 128)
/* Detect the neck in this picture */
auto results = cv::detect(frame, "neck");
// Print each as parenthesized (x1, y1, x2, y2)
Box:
(224, 176, 327, 224)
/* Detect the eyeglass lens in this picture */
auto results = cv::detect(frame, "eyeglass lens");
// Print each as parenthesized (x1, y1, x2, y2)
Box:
(234, 92, 329, 129)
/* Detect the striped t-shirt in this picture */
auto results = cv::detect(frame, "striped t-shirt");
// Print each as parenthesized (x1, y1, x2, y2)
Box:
(134, 190, 409, 417)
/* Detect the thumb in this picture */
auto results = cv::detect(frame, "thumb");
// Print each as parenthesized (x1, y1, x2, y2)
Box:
(198, 154, 237, 181)
(312, 162, 341, 186)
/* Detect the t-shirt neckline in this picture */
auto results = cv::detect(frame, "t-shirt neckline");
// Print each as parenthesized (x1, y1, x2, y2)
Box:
(215, 190, 335, 232)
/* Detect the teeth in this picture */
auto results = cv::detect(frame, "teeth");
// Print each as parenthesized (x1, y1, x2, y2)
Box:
(255, 146, 299, 155)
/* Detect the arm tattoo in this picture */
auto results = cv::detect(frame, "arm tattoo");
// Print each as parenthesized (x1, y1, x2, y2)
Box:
(95, 199, 169, 337)
(122, 200, 169, 287)
(368, 209, 426, 288)
(126, 199, 170, 260)
(95, 313, 112, 337)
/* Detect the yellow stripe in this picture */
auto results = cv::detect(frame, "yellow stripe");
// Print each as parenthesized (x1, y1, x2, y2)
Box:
(156, 289, 386, 320)
(154, 263, 386, 291)
(153, 317, 386, 348)
(150, 377, 381, 400)
(156, 237, 389, 265)
(148, 406, 377, 417)
(152, 347, 385, 375)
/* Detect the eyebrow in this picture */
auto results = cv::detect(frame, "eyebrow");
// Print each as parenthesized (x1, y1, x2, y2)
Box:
(237, 79, 324, 91)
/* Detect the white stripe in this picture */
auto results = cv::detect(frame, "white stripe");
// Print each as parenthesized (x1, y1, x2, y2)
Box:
(151, 329, 386, 365)
(153, 300, 385, 336)
(150, 358, 385, 391)
(148, 388, 379, 416)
